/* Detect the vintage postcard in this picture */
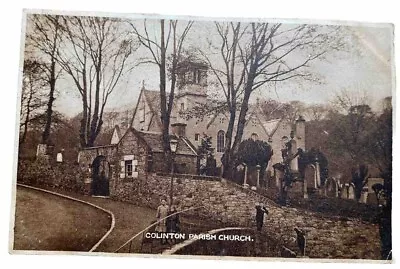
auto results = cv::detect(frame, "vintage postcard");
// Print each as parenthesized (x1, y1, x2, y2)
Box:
(10, 9, 394, 263)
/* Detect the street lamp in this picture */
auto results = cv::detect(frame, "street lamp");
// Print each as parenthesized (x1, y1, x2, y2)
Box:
(169, 138, 178, 208)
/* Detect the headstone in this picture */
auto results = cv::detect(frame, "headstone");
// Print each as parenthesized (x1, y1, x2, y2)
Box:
(341, 184, 349, 199)
(275, 169, 283, 189)
(304, 165, 316, 189)
(56, 152, 63, 163)
(315, 162, 321, 188)
(360, 186, 368, 203)
(348, 184, 355, 200)
(325, 177, 338, 198)
(36, 144, 48, 157)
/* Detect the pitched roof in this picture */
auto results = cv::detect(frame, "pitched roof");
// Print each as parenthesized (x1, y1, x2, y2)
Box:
(261, 119, 281, 137)
(136, 130, 197, 156)
(130, 88, 285, 139)
(130, 88, 163, 128)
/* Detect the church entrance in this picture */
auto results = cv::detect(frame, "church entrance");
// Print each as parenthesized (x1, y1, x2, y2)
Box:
(91, 155, 110, 197)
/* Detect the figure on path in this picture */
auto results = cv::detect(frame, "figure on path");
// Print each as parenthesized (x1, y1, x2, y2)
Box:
(294, 227, 306, 256)
(255, 202, 269, 232)
(155, 199, 169, 244)
(166, 204, 180, 244)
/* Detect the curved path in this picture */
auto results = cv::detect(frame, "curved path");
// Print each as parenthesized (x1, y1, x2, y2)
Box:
(15, 184, 156, 253)
(14, 184, 114, 251)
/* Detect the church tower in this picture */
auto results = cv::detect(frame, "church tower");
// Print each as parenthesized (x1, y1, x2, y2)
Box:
(175, 60, 208, 111)
(171, 60, 208, 140)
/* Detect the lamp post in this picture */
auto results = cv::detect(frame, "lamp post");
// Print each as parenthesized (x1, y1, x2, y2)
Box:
(169, 138, 178, 208)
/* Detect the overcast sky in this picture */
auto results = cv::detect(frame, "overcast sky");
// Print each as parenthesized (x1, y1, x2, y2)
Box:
(44, 15, 393, 117)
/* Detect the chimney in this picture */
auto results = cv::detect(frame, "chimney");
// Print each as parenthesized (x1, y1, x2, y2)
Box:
(171, 123, 187, 137)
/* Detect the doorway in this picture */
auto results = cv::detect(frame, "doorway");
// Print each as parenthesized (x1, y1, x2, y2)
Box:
(91, 155, 110, 196)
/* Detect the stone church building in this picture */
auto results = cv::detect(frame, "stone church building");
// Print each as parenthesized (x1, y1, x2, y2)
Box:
(129, 61, 306, 171)
(77, 60, 307, 196)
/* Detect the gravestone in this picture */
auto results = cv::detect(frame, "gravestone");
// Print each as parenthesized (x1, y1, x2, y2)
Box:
(56, 152, 63, 163)
(348, 184, 355, 200)
(304, 165, 317, 189)
(325, 177, 338, 198)
(36, 144, 47, 157)
(360, 186, 368, 203)
(341, 184, 349, 199)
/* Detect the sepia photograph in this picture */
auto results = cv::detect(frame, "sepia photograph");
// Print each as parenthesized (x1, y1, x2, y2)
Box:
(9, 8, 394, 263)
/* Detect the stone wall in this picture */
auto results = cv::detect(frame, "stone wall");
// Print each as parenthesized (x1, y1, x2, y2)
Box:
(17, 160, 87, 194)
(17, 157, 381, 259)
(111, 173, 380, 259)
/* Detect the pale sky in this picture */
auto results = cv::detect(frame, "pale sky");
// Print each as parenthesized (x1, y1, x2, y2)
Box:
(49, 16, 394, 117)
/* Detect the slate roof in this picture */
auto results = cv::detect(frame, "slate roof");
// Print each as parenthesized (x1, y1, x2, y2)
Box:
(136, 130, 197, 156)
(130, 88, 163, 128)
(131, 88, 285, 139)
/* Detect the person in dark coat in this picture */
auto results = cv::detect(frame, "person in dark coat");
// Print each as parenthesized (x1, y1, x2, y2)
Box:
(166, 205, 180, 244)
(255, 202, 269, 232)
(294, 227, 306, 256)
(166, 205, 180, 233)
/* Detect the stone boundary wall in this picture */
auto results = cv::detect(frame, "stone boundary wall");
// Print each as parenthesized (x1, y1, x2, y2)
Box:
(112, 173, 380, 259)
(16, 160, 87, 194)
(15, 160, 381, 259)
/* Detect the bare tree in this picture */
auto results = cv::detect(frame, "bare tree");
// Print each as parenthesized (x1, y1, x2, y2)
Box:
(26, 14, 63, 145)
(129, 19, 193, 153)
(56, 16, 137, 147)
(305, 104, 328, 121)
(201, 22, 342, 177)
(20, 59, 45, 145)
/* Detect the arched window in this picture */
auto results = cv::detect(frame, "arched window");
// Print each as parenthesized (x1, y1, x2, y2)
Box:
(217, 130, 225, 152)
(251, 133, 259, 141)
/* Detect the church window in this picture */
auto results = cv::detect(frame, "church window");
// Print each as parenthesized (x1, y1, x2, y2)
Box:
(251, 133, 259, 141)
(180, 103, 185, 111)
(195, 133, 200, 141)
(217, 130, 225, 152)
(219, 117, 225, 124)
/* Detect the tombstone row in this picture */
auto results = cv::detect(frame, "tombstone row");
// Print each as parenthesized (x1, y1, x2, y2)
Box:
(323, 177, 369, 203)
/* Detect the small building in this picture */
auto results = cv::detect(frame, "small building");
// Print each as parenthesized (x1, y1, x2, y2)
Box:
(78, 127, 198, 196)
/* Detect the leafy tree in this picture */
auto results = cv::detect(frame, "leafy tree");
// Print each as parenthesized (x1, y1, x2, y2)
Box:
(367, 102, 392, 206)
(197, 134, 216, 176)
(234, 139, 272, 180)
(351, 164, 369, 201)
(372, 183, 385, 205)
(298, 147, 329, 185)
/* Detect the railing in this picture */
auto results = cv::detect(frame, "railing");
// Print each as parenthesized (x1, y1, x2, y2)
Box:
(114, 206, 205, 253)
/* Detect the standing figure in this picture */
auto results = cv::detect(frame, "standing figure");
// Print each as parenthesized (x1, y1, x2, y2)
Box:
(155, 199, 169, 244)
(255, 202, 269, 232)
(166, 205, 180, 244)
(294, 227, 306, 256)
